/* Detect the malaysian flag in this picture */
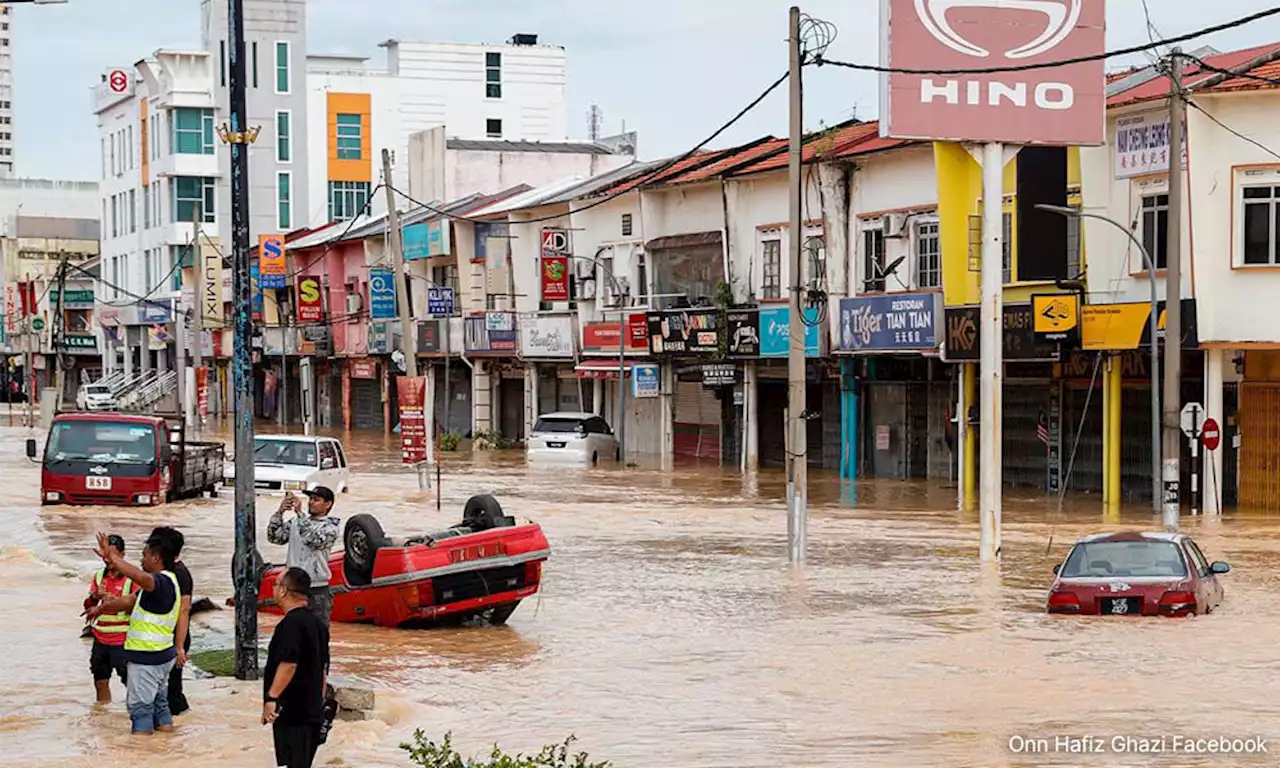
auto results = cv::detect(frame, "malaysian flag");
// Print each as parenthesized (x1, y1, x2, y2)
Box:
(1037, 411, 1051, 447)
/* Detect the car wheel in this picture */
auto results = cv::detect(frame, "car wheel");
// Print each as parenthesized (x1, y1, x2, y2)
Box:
(343, 514, 389, 587)
(487, 601, 520, 625)
(462, 494, 514, 530)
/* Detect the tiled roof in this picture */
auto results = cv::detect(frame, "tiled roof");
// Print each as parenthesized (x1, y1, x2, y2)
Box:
(1108, 43, 1280, 107)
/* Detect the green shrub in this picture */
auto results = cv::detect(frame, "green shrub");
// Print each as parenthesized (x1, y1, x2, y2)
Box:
(472, 429, 514, 451)
(401, 731, 610, 768)
(440, 432, 462, 452)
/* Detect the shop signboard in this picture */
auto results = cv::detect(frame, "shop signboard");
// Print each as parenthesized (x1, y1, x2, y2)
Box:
(258, 234, 286, 289)
(632, 364, 660, 398)
(428, 287, 455, 317)
(759, 306, 822, 358)
(837, 292, 941, 352)
(465, 315, 517, 353)
(417, 320, 443, 354)
(369, 268, 397, 320)
(519, 314, 574, 359)
(350, 359, 377, 379)
(582, 314, 648, 354)
(50, 289, 95, 308)
(296, 275, 323, 324)
(701, 363, 738, 388)
(397, 376, 428, 464)
(943, 304, 1059, 362)
(646, 309, 719, 356)
(140, 299, 172, 324)
(725, 310, 760, 357)
(368, 321, 393, 355)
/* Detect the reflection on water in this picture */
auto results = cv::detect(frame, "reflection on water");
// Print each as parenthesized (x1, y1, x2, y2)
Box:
(1, 422, 1280, 766)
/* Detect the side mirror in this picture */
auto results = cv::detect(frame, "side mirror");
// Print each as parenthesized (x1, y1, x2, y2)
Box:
(25, 438, 36, 460)
(1210, 561, 1231, 575)
(1052, 563, 1062, 575)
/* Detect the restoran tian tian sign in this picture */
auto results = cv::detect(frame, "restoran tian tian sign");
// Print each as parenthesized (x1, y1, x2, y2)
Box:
(838, 293, 941, 352)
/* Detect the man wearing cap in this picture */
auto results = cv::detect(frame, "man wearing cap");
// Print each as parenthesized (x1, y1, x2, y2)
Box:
(84, 534, 139, 704)
(267, 487, 340, 626)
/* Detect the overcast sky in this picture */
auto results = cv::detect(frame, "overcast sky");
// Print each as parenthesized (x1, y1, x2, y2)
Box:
(14, 0, 1280, 180)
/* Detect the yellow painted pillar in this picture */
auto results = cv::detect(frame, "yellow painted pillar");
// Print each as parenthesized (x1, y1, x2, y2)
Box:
(963, 362, 977, 504)
(1102, 356, 1112, 506)
(1108, 355, 1123, 510)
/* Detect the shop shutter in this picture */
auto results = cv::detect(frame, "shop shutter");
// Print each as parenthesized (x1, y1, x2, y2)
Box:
(352, 378, 383, 430)
(758, 381, 787, 468)
(1240, 383, 1280, 510)
(674, 380, 720, 460)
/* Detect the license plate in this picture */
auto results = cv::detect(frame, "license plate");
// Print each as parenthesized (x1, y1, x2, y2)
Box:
(546, 441, 565, 449)
(449, 542, 507, 564)
(86, 476, 112, 490)
(1102, 597, 1141, 615)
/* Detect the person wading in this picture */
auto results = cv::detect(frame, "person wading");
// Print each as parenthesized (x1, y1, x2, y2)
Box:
(87, 527, 184, 735)
(263, 567, 331, 768)
(168, 532, 194, 716)
(83, 534, 139, 704)
(268, 488, 339, 627)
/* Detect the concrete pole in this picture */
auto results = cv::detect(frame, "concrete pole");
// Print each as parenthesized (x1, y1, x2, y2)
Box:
(382, 148, 417, 379)
(176, 289, 188, 420)
(956, 362, 967, 508)
(979, 141, 1005, 562)
(1107, 355, 1122, 508)
(1162, 50, 1185, 531)
(786, 6, 807, 564)
(745, 360, 759, 472)
(1203, 349, 1224, 515)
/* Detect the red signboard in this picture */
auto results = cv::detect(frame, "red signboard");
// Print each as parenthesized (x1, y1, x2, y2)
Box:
(881, 0, 1106, 146)
(582, 314, 648, 354)
(397, 375, 428, 464)
(296, 275, 324, 323)
(350, 359, 377, 379)
(195, 367, 209, 420)
(19, 282, 36, 316)
(1201, 418, 1221, 452)
(541, 256, 570, 303)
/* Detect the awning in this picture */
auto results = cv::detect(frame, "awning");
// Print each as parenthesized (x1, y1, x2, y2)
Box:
(574, 359, 637, 379)
(645, 231, 722, 251)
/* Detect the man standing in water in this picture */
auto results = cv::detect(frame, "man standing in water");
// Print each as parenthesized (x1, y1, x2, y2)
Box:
(268, 488, 340, 626)
(168, 531, 194, 716)
(87, 527, 184, 735)
(262, 567, 330, 768)
(83, 534, 139, 704)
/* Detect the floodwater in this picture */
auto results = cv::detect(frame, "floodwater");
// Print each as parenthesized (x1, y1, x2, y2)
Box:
(3, 421, 1280, 767)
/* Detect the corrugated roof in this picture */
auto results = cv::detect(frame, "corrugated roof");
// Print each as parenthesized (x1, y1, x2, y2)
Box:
(445, 138, 622, 155)
(466, 174, 596, 218)
(539, 160, 667, 206)
(664, 137, 786, 184)
(1108, 43, 1280, 107)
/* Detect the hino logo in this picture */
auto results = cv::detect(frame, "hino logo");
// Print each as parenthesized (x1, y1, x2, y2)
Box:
(920, 78, 1074, 109)
(90, 465, 109, 475)
(913, 0, 1082, 60)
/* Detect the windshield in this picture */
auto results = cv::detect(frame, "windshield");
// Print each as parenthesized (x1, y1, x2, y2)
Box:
(254, 439, 319, 466)
(533, 418, 583, 434)
(85, 385, 112, 396)
(46, 421, 157, 463)
(1061, 541, 1188, 579)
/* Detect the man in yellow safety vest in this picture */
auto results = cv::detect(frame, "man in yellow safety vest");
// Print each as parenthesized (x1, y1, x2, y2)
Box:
(87, 526, 185, 735)
(82, 534, 139, 704)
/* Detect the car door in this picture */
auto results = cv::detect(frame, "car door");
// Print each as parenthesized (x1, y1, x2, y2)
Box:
(317, 440, 340, 489)
(332, 440, 350, 490)
(1186, 539, 1221, 609)
(587, 417, 616, 460)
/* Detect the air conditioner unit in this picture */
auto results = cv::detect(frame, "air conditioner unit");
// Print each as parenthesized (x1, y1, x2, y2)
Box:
(576, 280, 597, 301)
(345, 292, 362, 316)
(575, 259, 595, 280)
(881, 213, 907, 238)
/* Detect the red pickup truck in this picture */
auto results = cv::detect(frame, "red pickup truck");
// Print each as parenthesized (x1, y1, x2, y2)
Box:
(31, 411, 225, 506)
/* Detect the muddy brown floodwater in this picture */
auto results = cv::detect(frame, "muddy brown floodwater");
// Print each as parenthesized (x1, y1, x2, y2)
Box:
(3, 423, 1280, 767)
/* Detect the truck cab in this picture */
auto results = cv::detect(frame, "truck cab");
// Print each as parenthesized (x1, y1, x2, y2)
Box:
(34, 412, 224, 506)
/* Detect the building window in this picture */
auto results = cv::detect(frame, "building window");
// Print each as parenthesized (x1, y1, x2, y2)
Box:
(153, 181, 162, 226)
(329, 181, 370, 222)
(128, 189, 137, 234)
(1140, 194, 1170, 270)
(635, 251, 648, 302)
(277, 172, 292, 230)
(863, 228, 886, 292)
(173, 108, 214, 155)
(275, 41, 291, 94)
(916, 221, 940, 288)
(1002, 211, 1013, 283)
(622, 213, 633, 237)
(335, 113, 361, 160)
(143, 184, 151, 229)
(761, 235, 782, 299)
(110, 195, 118, 239)
(173, 176, 216, 224)
(1243, 185, 1280, 266)
(485, 51, 502, 98)
(220, 41, 227, 88)
(252, 41, 259, 88)
(486, 119, 502, 138)
(276, 110, 291, 162)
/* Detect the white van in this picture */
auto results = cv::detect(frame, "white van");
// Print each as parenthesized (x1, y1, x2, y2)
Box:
(224, 434, 350, 493)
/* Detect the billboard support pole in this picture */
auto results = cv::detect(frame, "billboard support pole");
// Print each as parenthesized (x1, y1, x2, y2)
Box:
(786, 6, 807, 565)
(979, 141, 1005, 562)
(1162, 50, 1185, 532)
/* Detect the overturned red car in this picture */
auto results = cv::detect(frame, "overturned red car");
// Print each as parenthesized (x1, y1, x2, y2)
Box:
(258, 495, 549, 627)
(1047, 532, 1229, 617)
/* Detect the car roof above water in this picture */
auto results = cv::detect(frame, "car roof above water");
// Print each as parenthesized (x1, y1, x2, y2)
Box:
(256, 434, 341, 444)
(536, 412, 595, 421)
(1074, 531, 1187, 545)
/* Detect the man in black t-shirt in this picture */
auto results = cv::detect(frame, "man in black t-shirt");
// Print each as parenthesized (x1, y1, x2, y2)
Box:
(262, 567, 330, 768)
(168, 547, 193, 716)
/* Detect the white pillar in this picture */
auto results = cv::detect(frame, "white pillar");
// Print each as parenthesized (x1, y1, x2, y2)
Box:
(472, 363, 492, 433)
(425, 363, 436, 458)
(956, 362, 967, 507)
(745, 361, 759, 472)
(661, 362, 675, 470)
(1204, 348, 1225, 515)
(979, 141, 1007, 562)
(525, 364, 538, 438)
(592, 378, 603, 416)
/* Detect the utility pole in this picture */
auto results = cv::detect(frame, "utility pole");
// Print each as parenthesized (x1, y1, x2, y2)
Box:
(226, 0, 259, 681)
(382, 149, 417, 378)
(191, 230, 204, 434)
(786, 6, 807, 564)
(1163, 49, 1185, 531)
(979, 142, 1007, 561)
(278, 288, 288, 431)
(52, 255, 68, 409)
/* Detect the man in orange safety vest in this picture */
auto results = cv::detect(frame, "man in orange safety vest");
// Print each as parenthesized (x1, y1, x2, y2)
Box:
(84, 534, 140, 704)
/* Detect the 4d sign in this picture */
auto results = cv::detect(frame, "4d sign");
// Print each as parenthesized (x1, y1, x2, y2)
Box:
(881, 0, 1106, 146)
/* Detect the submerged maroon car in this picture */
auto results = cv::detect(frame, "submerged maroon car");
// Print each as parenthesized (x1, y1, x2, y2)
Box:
(1047, 532, 1230, 617)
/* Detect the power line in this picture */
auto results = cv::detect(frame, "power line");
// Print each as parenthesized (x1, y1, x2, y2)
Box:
(283, 184, 383, 280)
(1184, 54, 1280, 87)
(815, 7, 1280, 76)
(387, 72, 789, 226)
(68, 258, 182, 309)
(1183, 97, 1280, 162)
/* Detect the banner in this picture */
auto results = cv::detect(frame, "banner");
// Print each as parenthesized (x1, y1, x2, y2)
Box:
(258, 234, 286, 289)
(397, 376, 428, 464)
(369, 267, 396, 320)
(195, 366, 209, 420)
(203, 240, 223, 326)
(250, 263, 264, 321)
(540, 255, 570, 302)
(4, 284, 17, 338)
(296, 275, 323, 323)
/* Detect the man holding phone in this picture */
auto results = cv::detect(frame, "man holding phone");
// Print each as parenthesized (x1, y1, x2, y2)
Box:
(267, 487, 340, 627)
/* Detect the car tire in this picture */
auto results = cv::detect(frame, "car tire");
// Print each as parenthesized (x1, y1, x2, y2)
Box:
(487, 601, 520, 625)
(343, 514, 390, 587)
(462, 494, 514, 531)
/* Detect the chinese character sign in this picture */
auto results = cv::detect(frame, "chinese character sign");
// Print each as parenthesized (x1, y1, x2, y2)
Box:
(838, 293, 941, 352)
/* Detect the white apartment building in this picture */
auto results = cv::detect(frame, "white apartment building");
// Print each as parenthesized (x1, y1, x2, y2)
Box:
(0, 5, 13, 177)
(305, 34, 569, 226)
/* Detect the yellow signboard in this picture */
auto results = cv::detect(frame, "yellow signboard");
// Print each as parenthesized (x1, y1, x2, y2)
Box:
(1082, 304, 1151, 351)
(1032, 293, 1080, 343)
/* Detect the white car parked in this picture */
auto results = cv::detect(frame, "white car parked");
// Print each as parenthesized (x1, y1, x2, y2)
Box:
(223, 434, 351, 493)
(76, 383, 117, 411)
(527, 412, 619, 464)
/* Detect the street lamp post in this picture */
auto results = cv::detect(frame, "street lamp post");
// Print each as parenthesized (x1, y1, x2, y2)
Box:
(1037, 204, 1161, 513)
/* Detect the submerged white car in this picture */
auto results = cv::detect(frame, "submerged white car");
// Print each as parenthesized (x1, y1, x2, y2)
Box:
(527, 412, 619, 464)
(224, 434, 351, 493)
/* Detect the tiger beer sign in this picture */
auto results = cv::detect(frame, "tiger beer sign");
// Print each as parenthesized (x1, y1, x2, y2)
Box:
(296, 275, 323, 323)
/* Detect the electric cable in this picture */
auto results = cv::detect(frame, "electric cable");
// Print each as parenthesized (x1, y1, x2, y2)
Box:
(1183, 96, 1280, 162)
(1183, 54, 1280, 88)
(282, 184, 383, 280)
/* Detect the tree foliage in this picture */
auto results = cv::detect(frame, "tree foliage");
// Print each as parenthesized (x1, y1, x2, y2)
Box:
(402, 731, 611, 768)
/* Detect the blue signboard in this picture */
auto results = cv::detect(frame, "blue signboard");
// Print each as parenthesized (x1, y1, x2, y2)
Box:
(631, 364, 660, 398)
(428, 287, 455, 317)
(250, 263, 264, 319)
(759, 306, 822, 358)
(403, 222, 430, 261)
(837, 292, 941, 352)
(140, 299, 173, 324)
(369, 268, 396, 320)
